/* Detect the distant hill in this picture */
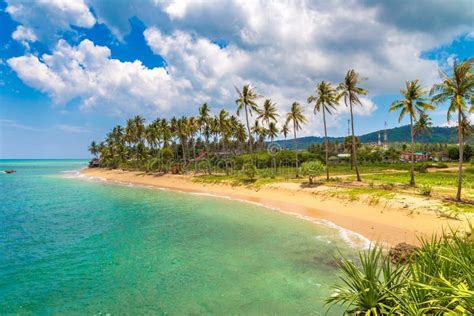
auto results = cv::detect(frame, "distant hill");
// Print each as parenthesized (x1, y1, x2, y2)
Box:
(272, 125, 473, 149)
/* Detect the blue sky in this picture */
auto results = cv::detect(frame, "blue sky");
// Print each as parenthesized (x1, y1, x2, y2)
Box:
(0, 0, 472, 158)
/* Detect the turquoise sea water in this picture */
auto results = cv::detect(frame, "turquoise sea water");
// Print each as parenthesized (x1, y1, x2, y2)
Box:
(0, 160, 361, 314)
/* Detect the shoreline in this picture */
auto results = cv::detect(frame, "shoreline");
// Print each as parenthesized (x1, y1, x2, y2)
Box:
(79, 168, 468, 246)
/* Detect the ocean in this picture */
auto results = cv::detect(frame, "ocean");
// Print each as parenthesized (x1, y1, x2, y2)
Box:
(0, 160, 362, 314)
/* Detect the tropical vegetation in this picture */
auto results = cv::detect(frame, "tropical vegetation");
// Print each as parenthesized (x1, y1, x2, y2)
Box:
(326, 227, 474, 315)
(431, 58, 474, 201)
(90, 58, 473, 203)
(389, 79, 435, 186)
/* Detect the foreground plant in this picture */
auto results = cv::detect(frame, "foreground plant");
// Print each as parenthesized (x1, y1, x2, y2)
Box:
(326, 228, 474, 315)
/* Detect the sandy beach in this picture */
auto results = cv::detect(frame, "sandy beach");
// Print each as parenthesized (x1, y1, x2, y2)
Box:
(81, 168, 470, 246)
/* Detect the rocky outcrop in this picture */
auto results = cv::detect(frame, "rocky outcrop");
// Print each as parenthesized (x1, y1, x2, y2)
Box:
(88, 158, 101, 168)
(389, 242, 418, 264)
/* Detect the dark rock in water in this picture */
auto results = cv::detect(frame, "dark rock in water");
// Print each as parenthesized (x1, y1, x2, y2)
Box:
(4, 169, 16, 174)
(89, 158, 101, 168)
(389, 242, 418, 264)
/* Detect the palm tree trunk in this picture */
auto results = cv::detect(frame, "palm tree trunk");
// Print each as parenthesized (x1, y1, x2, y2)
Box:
(456, 110, 463, 201)
(293, 121, 299, 177)
(323, 106, 329, 181)
(244, 105, 253, 155)
(410, 116, 415, 186)
(349, 100, 361, 181)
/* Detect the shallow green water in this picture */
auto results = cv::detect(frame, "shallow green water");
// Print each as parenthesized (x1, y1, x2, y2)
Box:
(0, 160, 361, 314)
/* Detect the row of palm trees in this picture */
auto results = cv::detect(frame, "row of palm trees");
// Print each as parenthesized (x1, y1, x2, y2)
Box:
(90, 58, 473, 201)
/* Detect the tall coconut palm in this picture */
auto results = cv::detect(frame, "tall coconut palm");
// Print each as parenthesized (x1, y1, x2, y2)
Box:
(308, 81, 338, 180)
(390, 80, 435, 186)
(281, 123, 289, 140)
(89, 141, 99, 157)
(414, 112, 433, 138)
(160, 118, 171, 148)
(414, 112, 433, 166)
(285, 102, 306, 177)
(430, 58, 474, 201)
(267, 121, 279, 171)
(337, 70, 368, 182)
(217, 109, 230, 152)
(198, 103, 211, 153)
(235, 84, 259, 154)
(258, 99, 279, 128)
(145, 121, 160, 153)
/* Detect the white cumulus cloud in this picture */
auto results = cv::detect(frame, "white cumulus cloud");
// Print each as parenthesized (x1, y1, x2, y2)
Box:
(6, 0, 96, 42)
(8, 39, 192, 116)
(11, 26, 38, 49)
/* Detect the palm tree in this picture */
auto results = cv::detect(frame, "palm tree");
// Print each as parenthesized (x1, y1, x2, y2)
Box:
(390, 80, 435, 186)
(308, 81, 338, 180)
(89, 141, 98, 157)
(235, 84, 259, 154)
(285, 102, 306, 177)
(414, 112, 433, 166)
(258, 99, 279, 128)
(198, 103, 211, 154)
(217, 109, 230, 152)
(145, 121, 160, 154)
(414, 112, 433, 138)
(281, 123, 289, 140)
(430, 58, 474, 201)
(267, 121, 279, 172)
(235, 122, 247, 153)
(337, 69, 368, 182)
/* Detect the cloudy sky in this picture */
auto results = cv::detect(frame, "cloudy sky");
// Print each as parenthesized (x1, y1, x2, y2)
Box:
(0, 0, 472, 158)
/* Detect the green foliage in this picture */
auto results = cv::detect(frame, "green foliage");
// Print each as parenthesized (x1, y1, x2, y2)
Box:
(448, 146, 459, 160)
(160, 147, 174, 162)
(429, 162, 448, 168)
(242, 162, 257, 180)
(300, 160, 325, 184)
(326, 245, 406, 314)
(414, 164, 428, 173)
(419, 184, 432, 196)
(258, 168, 275, 179)
(327, 230, 474, 315)
(465, 144, 473, 162)
(471, 157, 474, 166)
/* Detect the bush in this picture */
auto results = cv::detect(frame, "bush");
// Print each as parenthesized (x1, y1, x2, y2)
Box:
(471, 157, 474, 166)
(326, 230, 474, 315)
(242, 162, 257, 180)
(433, 162, 449, 168)
(419, 185, 432, 196)
(300, 160, 325, 184)
(258, 168, 275, 179)
(415, 164, 428, 173)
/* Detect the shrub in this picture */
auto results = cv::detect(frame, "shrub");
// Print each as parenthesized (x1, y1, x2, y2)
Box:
(258, 168, 275, 179)
(471, 157, 474, 167)
(419, 184, 432, 196)
(300, 160, 325, 184)
(415, 164, 428, 173)
(326, 230, 474, 315)
(242, 162, 257, 180)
